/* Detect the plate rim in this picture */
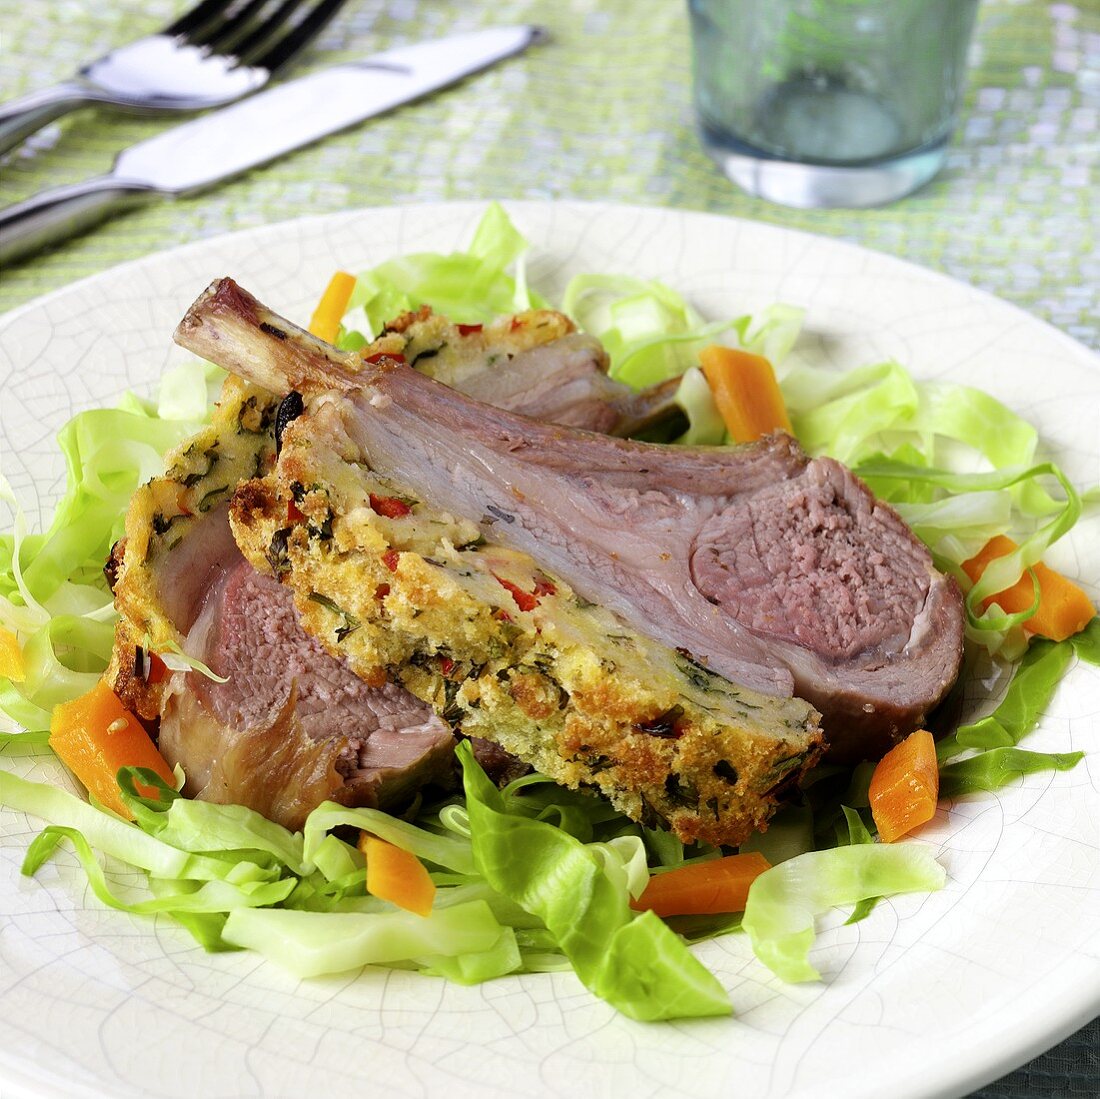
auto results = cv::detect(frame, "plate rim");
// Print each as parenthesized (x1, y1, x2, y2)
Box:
(1, 199, 1096, 367)
(1, 199, 1097, 1099)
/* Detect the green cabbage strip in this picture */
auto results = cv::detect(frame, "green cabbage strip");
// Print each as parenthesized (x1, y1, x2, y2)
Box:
(13, 410, 204, 607)
(853, 459, 1084, 650)
(1071, 617, 1100, 664)
(457, 740, 730, 1021)
(417, 923, 522, 985)
(151, 639, 229, 683)
(560, 271, 803, 442)
(780, 354, 1094, 654)
(5, 767, 533, 984)
(24, 826, 294, 914)
(940, 639, 1075, 757)
(1, 771, 276, 884)
(310, 834, 363, 882)
(221, 901, 508, 979)
(302, 802, 476, 876)
(939, 748, 1083, 797)
(783, 364, 1038, 472)
(118, 767, 306, 872)
(837, 807, 880, 925)
(0, 726, 49, 747)
(930, 634, 1086, 794)
(0, 361, 217, 727)
(146, 878, 237, 951)
(498, 771, 630, 840)
(342, 203, 546, 342)
(742, 845, 946, 983)
(674, 367, 728, 445)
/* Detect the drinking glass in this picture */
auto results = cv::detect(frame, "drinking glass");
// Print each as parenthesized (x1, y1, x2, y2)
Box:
(688, 0, 980, 208)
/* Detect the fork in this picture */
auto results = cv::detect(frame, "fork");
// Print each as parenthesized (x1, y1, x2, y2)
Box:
(0, 0, 347, 156)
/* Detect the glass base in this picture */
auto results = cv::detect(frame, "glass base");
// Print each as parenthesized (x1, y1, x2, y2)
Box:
(699, 123, 948, 209)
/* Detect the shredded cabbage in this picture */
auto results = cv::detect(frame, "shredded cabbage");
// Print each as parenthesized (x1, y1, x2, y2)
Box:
(0, 203, 1093, 1017)
(341, 201, 546, 342)
(222, 902, 508, 979)
(456, 741, 730, 1020)
(742, 845, 946, 982)
(0, 369, 218, 734)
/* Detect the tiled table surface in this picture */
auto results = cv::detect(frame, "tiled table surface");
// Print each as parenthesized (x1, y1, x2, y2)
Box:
(0, 1, 1097, 1095)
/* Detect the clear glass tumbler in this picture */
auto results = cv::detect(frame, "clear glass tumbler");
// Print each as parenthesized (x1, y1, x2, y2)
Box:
(688, 0, 980, 208)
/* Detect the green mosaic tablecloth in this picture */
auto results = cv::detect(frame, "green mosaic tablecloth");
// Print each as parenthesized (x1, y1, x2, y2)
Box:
(0, 2, 1097, 1095)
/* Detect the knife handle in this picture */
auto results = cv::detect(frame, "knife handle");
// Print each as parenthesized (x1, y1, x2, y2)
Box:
(0, 177, 157, 266)
(0, 82, 101, 156)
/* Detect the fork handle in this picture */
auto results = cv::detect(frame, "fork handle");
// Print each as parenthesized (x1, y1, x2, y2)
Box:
(0, 82, 102, 155)
(0, 177, 156, 265)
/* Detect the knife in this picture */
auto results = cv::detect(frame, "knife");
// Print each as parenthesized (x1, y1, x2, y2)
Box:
(0, 26, 545, 265)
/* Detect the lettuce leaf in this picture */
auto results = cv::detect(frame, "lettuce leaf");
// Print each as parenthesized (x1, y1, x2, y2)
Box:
(742, 845, 946, 983)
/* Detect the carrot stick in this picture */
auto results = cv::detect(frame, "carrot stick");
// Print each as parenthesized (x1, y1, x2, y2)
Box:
(630, 851, 771, 918)
(0, 626, 26, 682)
(962, 534, 1096, 642)
(699, 345, 793, 443)
(868, 730, 939, 843)
(308, 271, 357, 344)
(359, 832, 436, 916)
(48, 679, 174, 819)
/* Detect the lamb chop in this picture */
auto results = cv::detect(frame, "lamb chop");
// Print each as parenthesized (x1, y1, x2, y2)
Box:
(178, 279, 963, 770)
(106, 302, 683, 829)
(173, 283, 842, 846)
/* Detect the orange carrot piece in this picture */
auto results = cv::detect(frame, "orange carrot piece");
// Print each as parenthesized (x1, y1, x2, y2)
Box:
(869, 730, 939, 843)
(308, 271, 357, 344)
(698, 345, 793, 444)
(359, 832, 436, 917)
(630, 851, 771, 918)
(48, 679, 174, 819)
(0, 626, 26, 682)
(962, 534, 1096, 642)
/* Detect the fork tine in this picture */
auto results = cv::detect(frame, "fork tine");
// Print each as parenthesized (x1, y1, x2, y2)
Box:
(248, 0, 347, 74)
(230, 0, 307, 63)
(187, 0, 269, 52)
(162, 0, 232, 39)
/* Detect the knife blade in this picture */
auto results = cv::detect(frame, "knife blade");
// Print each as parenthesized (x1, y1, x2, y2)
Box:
(117, 26, 545, 194)
(0, 26, 545, 263)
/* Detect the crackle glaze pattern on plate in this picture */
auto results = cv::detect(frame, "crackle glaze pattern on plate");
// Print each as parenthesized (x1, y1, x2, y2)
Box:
(1, 202, 1097, 1099)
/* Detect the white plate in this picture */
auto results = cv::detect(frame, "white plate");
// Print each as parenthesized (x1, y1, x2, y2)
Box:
(1, 202, 1097, 1099)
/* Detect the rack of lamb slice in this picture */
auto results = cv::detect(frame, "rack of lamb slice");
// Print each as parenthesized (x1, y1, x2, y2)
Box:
(177, 278, 963, 771)
(105, 301, 687, 830)
(168, 277, 961, 843)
